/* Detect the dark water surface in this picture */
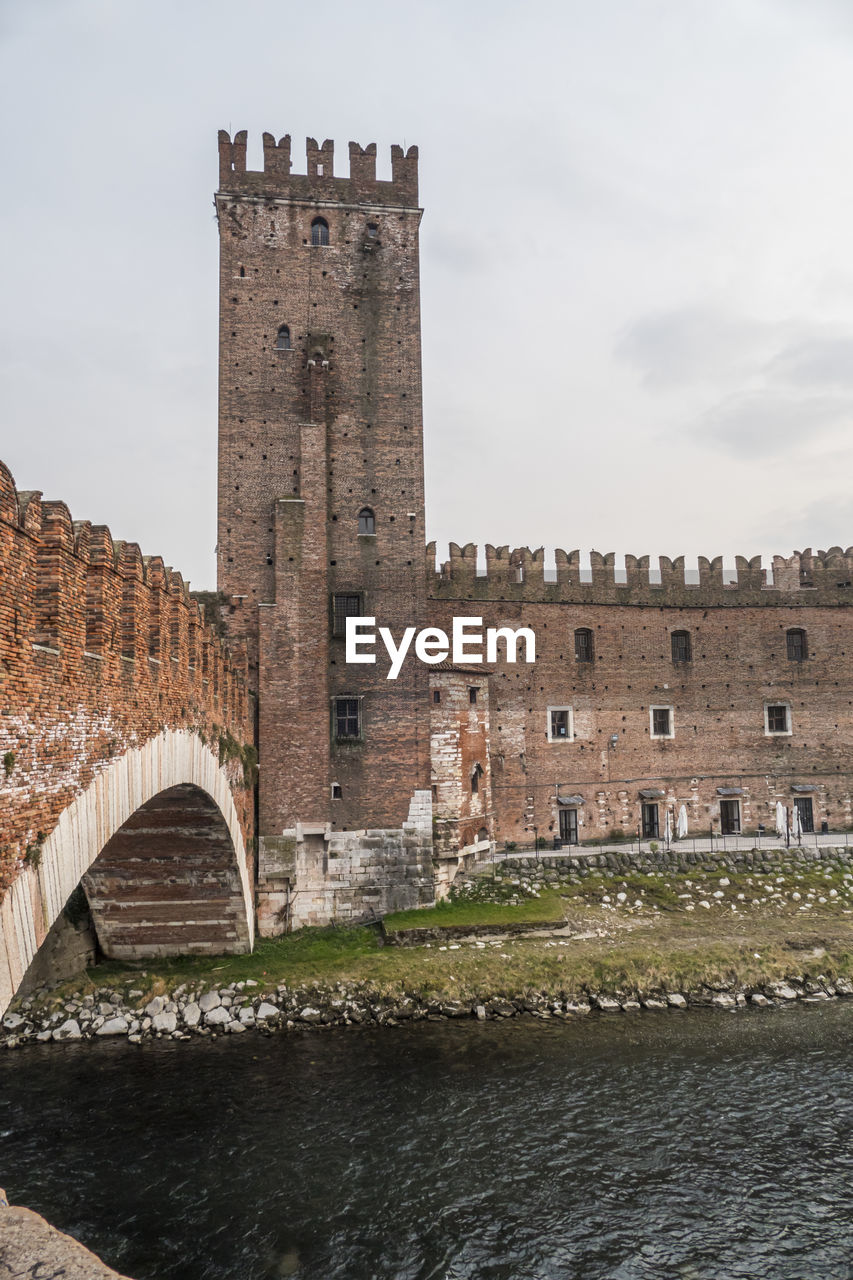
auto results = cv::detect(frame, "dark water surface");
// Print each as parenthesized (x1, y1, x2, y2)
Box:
(2, 1004, 853, 1280)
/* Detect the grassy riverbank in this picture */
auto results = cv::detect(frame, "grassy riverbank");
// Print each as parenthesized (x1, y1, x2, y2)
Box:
(27, 859, 853, 1013)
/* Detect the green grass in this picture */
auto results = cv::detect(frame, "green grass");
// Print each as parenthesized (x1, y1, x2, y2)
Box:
(383, 888, 566, 933)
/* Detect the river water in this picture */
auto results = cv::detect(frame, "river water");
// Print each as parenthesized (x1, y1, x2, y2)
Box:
(1, 1004, 852, 1280)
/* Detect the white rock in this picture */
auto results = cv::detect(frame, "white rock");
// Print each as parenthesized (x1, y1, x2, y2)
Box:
(53, 1019, 82, 1041)
(238, 1006, 255, 1025)
(2, 1013, 24, 1031)
(750, 993, 770, 1006)
(97, 1016, 129, 1036)
(183, 1002, 201, 1027)
(256, 1002, 279, 1021)
(667, 994, 688, 1008)
(145, 996, 166, 1018)
(199, 991, 221, 1013)
(298, 1006, 322, 1023)
(711, 993, 736, 1008)
(204, 1006, 231, 1026)
(152, 1011, 177, 1034)
(228, 1021, 247, 1033)
(772, 983, 799, 1001)
(642, 998, 668, 1010)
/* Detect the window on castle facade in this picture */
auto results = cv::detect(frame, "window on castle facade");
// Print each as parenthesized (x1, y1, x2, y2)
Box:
(334, 697, 361, 741)
(469, 687, 478, 704)
(650, 705, 674, 739)
(275, 324, 291, 351)
(765, 703, 791, 735)
(358, 507, 375, 535)
(311, 217, 329, 246)
(471, 764, 483, 794)
(574, 628, 594, 662)
(332, 593, 362, 636)
(671, 630, 691, 663)
(786, 628, 807, 661)
(548, 706, 574, 742)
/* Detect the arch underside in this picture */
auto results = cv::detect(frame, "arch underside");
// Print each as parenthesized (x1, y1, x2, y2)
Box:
(0, 730, 254, 1015)
(83, 784, 252, 960)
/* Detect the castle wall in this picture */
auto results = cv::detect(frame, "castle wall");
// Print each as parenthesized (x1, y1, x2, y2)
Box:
(427, 546, 853, 846)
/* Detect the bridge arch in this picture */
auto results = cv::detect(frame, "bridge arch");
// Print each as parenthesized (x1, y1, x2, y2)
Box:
(0, 730, 254, 1015)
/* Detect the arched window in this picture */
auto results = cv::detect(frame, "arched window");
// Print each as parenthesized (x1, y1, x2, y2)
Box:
(275, 324, 291, 351)
(671, 630, 692, 663)
(357, 507, 375, 535)
(786, 628, 807, 661)
(574, 628, 594, 662)
(311, 217, 329, 246)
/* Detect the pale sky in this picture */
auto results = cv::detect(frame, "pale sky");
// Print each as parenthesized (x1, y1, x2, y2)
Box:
(2, 0, 852, 588)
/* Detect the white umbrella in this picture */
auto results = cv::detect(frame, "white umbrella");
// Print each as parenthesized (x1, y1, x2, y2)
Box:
(677, 805, 688, 840)
(775, 802, 787, 838)
(664, 809, 672, 846)
(792, 804, 803, 843)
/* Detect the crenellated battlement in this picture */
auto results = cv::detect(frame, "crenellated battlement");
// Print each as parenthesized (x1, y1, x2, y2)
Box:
(217, 130, 419, 206)
(427, 541, 853, 607)
(0, 459, 249, 721)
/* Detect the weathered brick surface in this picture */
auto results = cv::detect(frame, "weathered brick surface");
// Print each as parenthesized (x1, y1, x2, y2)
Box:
(0, 459, 253, 898)
(216, 132, 430, 839)
(427, 581, 853, 845)
(429, 666, 494, 855)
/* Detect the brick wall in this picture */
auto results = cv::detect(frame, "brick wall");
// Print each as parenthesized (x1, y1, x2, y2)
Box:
(0, 458, 253, 899)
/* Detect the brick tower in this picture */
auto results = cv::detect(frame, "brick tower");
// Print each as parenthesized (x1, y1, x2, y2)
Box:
(216, 131, 433, 927)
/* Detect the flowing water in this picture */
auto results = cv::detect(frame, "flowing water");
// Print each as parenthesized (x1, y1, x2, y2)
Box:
(1, 1003, 852, 1279)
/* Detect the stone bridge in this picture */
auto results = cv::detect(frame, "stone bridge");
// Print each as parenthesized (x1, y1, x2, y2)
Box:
(0, 461, 255, 1016)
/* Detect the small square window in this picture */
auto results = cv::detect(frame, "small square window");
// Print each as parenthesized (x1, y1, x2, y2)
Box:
(334, 697, 361, 740)
(547, 706, 574, 742)
(765, 703, 791, 735)
(332, 593, 362, 636)
(650, 705, 674, 739)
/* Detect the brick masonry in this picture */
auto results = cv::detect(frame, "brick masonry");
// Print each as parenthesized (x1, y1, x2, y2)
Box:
(215, 130, 853, 922)
(0, 458, 255, 1007)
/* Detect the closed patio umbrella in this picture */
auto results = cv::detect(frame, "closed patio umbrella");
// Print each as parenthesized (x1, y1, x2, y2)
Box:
(677, 804, 688, 840)
(775, 801, 787, 838)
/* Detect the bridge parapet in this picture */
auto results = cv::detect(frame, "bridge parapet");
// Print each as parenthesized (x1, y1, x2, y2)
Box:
(0, 459, 254, 899)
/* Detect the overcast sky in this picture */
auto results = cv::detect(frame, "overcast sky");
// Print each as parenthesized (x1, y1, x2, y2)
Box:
(2, 0, 852, 588)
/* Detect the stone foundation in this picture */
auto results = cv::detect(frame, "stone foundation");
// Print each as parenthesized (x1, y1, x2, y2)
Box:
(257, 790, 436, 933)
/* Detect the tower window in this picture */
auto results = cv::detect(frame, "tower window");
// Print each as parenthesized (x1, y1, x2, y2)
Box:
(367, 222, 378, 237)
(433, 690, 441, 704)
(358, 507, 375, 535)
(471, 764, 483, 794)
(311, 217, 329, 246)
(765, 702, 791, 735)
(574, 628, 594, 662)
(671, 630, 692, 663)
(332, 593, 362, 635)
(275, 324, 291, 351)
(334, 697, 362, 741)
(650, 705, 675, 739)
(786, 628, 807, 661)
(469, 687, 478, 704)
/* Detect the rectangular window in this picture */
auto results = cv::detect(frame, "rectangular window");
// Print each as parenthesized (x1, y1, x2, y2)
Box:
(559, 807, 579, 845)
(765, 703, 791, 735)
(331, 782, 343, 800)
(786, 630, 806, 661)
(575, 629, 594, 662)
(650, 705, 674, 739)
(720, 799, 740, 834)
(671, 631, 691, 663)
(332, 593, 362, 636)
(433, 689, 441, 704)
(547, 706, 574, 742)
(469, 687, 478, 704)
(334, 697, 361, 740)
